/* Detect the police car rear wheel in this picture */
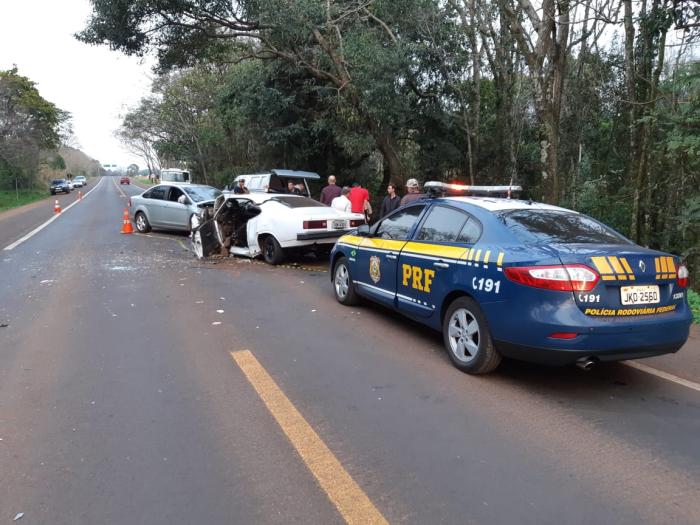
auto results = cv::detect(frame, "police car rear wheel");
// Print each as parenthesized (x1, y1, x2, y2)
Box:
(333, 257, 359, 305)
(443, 297, 501, 374)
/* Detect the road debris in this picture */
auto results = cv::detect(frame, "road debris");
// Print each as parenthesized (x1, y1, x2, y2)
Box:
(39, 279, 54, 284)
(216, 309, 224, 314)
(13, 512, 24, 521)
(212, 321, 222, 326)
(0, 323, 8, 328)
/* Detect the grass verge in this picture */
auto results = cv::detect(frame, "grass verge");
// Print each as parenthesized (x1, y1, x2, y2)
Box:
(688, 289, 700, 324)
(133, 176, 157, 187)
(0, 189, 48, 213)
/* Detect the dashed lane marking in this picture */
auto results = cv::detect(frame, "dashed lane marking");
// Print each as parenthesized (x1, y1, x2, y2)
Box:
(3, 177, 105, 251)
(623, 360, 700, 393)
(230, 350, 389, 525)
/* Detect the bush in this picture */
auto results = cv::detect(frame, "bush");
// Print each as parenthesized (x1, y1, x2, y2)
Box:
(688, 289, 700, 324)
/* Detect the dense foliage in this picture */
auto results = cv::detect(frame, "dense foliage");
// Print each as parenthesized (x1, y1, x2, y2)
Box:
(0, 68, 70, 191)
(80, 0, 700, 278)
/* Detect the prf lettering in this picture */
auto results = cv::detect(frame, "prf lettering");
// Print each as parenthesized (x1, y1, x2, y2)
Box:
(402, 264, 435, 293)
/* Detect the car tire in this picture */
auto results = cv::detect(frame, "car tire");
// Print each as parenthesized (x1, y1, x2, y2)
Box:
(442, 296, 501, 374)
(261, 235, 285, 265)
(333, 257, 359, 306)
(135, 212, 151, 233)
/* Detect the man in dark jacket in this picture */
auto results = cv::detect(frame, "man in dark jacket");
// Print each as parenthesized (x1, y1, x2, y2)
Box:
(379, 183, 401, 218)
(320, 175, 342, 205)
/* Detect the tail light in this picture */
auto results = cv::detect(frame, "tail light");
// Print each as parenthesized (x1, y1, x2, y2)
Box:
(677, 264, 689, 288)
(505, 264, 599, 292)
(303, 220, 327, 229)
(548, 332, 579, 339)
(349, 219, 365, 227)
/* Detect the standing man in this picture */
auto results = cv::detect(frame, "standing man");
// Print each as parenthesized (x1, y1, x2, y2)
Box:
(379, 183, 401, 218)
(400, 178, 425, 206)
(234, 178, 250, 194)
(320, 175, 342, 205)
(349, 182, 370, 215)
(331, 186, 352, 212)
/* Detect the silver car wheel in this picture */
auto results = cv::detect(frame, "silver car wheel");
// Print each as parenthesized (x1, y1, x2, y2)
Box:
(334, 263, 350, 299)
(136, 214, 147, 232)
(447, 308, 480, 364)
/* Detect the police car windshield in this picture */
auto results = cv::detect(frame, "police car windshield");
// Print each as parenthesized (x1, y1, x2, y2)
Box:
(497, 210, 632, 245)
(183, 186, 222, 202)
(269, 196, 324, 208)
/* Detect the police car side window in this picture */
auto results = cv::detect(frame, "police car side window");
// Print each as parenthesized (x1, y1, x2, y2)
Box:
(375, 206, 425, 240)
(416, 206, 468, 243)
(457, 217, 482, 244)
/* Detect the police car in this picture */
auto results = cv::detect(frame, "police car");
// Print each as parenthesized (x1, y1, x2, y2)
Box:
(329, 182, 692, 374)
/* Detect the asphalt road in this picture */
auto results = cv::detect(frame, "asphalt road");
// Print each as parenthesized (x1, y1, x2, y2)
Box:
(1, 176, 699, 524)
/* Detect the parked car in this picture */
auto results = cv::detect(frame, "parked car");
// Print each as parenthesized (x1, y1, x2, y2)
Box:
(130, 184, 222, 233)
(50, 179, 71, 195)
(73, 175, 87, 188)
(330, 181, 692, 374)
(191, 192, 365, 264)
(225, 169, 320, 197)
(120, 176, 130, 185)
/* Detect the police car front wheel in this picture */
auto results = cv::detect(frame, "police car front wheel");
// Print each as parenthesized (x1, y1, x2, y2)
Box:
(333, 257, 359, 306)
(443, 297, 501, 374)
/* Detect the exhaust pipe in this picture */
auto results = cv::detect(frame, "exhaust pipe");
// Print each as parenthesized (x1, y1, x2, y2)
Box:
(576, 357, 597, 371)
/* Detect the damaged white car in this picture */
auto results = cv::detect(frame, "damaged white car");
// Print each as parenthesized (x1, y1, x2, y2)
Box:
(191, 193, 365, 264)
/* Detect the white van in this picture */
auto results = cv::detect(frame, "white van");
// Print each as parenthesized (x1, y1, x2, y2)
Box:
(229, 169, 320, 197)
(160, 168, 191, 185)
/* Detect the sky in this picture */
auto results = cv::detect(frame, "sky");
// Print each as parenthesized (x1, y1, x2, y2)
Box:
(0, 0, 153, 168)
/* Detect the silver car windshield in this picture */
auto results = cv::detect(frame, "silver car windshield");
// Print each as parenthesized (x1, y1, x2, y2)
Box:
(184, 186, 222, 203)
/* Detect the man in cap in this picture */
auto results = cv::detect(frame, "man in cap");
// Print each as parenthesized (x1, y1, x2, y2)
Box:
(400, 178, 425, 206)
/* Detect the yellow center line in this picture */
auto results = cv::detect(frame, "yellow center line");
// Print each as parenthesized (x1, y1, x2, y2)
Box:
(230, 350, 389, 525)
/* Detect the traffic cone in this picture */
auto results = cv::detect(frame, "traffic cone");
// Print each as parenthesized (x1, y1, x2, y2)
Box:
(53, 200, 61, 214)
(120, 208, 134, 234)
(78, 191, 83, 201)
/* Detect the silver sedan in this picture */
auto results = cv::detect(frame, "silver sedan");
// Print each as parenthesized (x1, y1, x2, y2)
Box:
(130, 184, 221, 233)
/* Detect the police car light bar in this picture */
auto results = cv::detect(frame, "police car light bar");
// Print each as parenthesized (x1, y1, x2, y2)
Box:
(424, 181, 523, 198)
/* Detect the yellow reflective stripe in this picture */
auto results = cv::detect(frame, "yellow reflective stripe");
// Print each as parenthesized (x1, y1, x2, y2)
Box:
(360, 238, 406, 251)
(660, 257, 668, 273)
(602, 275, 617, 281)
(619, 258, 635, 280)
(339, 235, 363, 246)
(497, 252, 505, 267)
(591, 256, 613, 275)
(483, 250, 491, 264)
(402, 242, 467, 260)
(666, 257, 676, 273)
(607, 256, 625, 276)
(467, 248, 474, 261)
(655, 257, 661, 273)
(474, 249, 482, 263)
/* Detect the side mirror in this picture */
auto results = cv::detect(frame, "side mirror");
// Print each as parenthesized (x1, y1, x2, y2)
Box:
(356, 224, 371, 237)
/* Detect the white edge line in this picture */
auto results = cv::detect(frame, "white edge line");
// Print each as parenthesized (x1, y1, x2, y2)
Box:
(3, 177, 105, 251)
(623, 360, 700, 393)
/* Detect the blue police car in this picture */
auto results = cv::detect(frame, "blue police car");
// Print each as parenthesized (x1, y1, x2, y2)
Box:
(329, 182, 692, 374)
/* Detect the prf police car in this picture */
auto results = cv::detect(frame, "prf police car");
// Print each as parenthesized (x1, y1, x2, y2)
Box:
(329, 182, 692, 374)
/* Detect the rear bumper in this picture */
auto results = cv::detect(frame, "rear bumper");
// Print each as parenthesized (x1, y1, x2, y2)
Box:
(297, 229, 351, 241)
(495, 339, 687, 366)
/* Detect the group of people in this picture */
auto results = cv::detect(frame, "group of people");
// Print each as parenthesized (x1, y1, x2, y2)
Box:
(233, 173, 426, 222)
(320, 175, 425, 221)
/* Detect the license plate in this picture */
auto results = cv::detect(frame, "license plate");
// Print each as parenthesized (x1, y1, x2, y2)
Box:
(332, 220, 346, 230)
(620, 285, 660, 305)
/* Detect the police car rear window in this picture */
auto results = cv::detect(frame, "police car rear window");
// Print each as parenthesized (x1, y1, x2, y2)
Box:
(497, 210, 632, 244)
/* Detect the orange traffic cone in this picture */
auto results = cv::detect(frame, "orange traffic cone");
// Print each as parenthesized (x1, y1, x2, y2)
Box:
(120, 208, 134, 234)
(53, 200, 61, 214)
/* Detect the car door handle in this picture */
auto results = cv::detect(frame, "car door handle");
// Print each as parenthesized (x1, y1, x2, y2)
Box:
(434, 261, 449, 269)
(386, 253, 398, 260)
